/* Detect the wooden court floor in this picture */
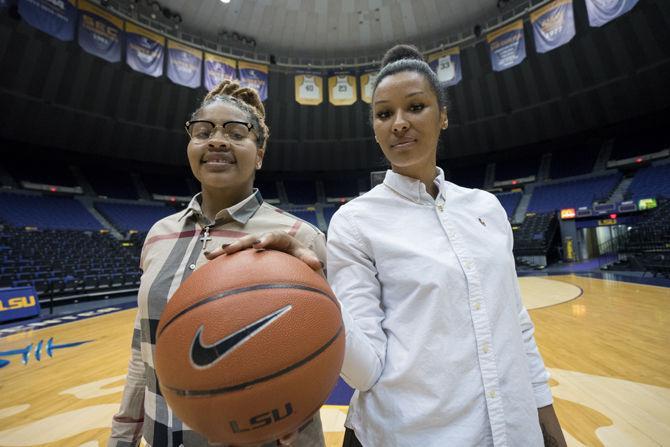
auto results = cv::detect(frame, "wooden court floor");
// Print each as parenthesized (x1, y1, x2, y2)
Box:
(0, 274, 668, 447)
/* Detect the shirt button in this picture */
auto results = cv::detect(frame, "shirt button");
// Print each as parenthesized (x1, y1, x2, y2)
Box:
(489, 390, 497, 398)
(464, 261, 472, 270)
(483, 343, 490, 354)
(189, 264, 196, 270)
(474, 303, 481, 311)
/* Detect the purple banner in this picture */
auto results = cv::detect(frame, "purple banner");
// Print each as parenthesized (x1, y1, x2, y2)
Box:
(486, 20, 526, 72)
(531, 0, 575, 54)
(167, 40, 202, 89)
(585, 0, 639, 27)
(18, 0, 76, 41)
(125, 22, 165, 78)
(77, 0, 123, 63)
(238, 61, 268, 101)
(204, 53, 237, 91)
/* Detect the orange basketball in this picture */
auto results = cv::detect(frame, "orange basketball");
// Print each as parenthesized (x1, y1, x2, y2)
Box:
(154, 249, 345, 446)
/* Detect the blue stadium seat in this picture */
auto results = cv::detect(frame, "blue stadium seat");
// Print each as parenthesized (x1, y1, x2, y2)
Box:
(95, 202, 176, 231)
(0, 192, 102, 230)
(495, 192, 522, 218)
(627, 164, 670, 202)
(528, 174, 622, 213)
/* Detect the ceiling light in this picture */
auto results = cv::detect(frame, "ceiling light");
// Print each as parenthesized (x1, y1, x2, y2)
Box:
(220, 0, 231, 3)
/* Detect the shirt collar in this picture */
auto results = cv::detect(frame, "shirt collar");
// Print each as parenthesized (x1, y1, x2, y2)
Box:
(178, 189, 264, 225)
(383, 167, 446, 204)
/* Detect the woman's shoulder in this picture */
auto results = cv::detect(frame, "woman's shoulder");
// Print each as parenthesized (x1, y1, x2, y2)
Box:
(255, 202, 324, 238)
(446, 182, 501, 206)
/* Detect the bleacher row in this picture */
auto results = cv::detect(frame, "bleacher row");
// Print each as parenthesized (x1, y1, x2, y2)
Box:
(1, 151, 669, 299)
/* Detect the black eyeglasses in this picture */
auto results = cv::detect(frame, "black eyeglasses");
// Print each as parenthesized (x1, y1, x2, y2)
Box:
(185, 120, 255, 142)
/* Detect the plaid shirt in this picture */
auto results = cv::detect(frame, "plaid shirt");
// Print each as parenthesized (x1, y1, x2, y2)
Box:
(109, 190, 327, 447)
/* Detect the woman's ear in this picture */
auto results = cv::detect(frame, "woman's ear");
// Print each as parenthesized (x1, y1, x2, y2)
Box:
(256, 148, 265, 170)
(440, 107, 448, 130)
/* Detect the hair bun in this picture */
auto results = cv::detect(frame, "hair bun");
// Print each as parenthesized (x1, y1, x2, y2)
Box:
(380, 44, 425, 67)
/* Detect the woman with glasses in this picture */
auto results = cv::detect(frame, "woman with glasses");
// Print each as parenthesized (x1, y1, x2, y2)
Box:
(214, 45, 566, 447)
(108, 80, 326, 447)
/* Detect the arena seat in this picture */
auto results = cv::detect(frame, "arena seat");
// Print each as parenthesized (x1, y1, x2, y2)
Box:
(527, 173, 622, 213)
(95, 202, 176, 231)
(495, 192, 522, 219)
(626, 164, 670, 202)
(0, 192, 102, 230)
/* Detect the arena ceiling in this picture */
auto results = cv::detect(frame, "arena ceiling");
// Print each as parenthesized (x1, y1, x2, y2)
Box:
(156, 0, 529, 59)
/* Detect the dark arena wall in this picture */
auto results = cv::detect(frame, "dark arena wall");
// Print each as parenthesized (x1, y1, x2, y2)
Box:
(0, 0, 669, 171)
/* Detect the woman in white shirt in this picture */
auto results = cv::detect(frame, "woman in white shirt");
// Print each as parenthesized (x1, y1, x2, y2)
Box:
(212, 44, 566, 447)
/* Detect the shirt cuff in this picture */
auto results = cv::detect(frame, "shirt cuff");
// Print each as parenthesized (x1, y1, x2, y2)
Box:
(339, 306, 382, 391)
(533, 382, 554, 408)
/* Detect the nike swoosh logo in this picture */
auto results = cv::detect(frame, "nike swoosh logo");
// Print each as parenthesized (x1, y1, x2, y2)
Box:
(190, 305, 292, 369)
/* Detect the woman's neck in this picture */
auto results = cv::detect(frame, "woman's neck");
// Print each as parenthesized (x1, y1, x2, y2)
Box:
(393, 164, 438, 199)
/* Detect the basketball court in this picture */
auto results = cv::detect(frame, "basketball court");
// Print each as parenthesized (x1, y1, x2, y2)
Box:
(1, 273, 668, 447)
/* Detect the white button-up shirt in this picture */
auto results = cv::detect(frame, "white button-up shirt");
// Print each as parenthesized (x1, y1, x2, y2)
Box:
(327, 169, 552, 447)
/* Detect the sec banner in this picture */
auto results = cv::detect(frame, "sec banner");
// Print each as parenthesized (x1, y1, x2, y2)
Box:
(167, 40, 202, 89)
(585, 0, 639, 27)
(531, 0, 575, 54)
(78, 0, 123, 63)
(126, 22, 165, 78)
(204, 53, 237, 91)
(428, 47, 462, 87)
(487, 20, 526, 72)
(238, 61, 268, 101)
(18, 0, 76, 41)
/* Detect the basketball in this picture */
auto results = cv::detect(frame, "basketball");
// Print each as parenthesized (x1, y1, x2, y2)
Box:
(154, 248, 345, 445)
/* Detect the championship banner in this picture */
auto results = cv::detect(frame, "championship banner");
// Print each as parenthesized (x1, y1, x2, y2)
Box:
(0, 286, 40, 323)
(204, 53, 237, 91)
(585, 0, 639, 27)
(167, 40, 202, 89)
(487, 20, 526, 72)
(360, 71, 378, 104)
(238, 61, 268, 101)
(328, 73, 357, 106)
(531, 0, 575, 54)
(18, 0, 76, 42)
(294, 73, 323, 106)
(126, 22, 165, 78)
(428, 47, 462, 87)
(78, 0, 123, 63)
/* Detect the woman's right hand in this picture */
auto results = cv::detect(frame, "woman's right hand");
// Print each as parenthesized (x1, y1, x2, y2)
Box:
(204, 231, 323, 272)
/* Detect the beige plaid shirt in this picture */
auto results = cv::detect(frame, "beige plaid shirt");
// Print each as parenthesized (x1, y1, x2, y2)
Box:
(109, 190, 326, 447)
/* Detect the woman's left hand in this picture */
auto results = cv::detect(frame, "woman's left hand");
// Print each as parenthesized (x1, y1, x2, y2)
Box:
(204, 231, 323, 272)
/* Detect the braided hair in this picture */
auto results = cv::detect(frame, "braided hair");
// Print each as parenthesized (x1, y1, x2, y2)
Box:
(191, 80, 270, 150)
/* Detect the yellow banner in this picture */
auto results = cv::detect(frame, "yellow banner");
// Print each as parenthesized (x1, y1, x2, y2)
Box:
(360, 72, 378, 104)
(295, 74, 323, 106)
(328, 75, 357, 106)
